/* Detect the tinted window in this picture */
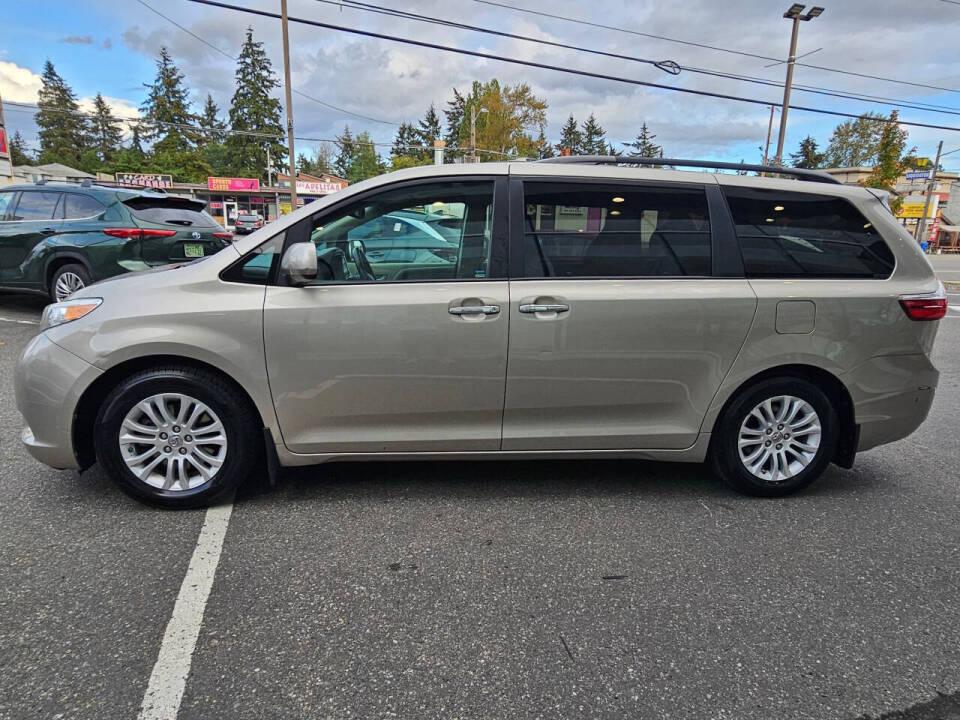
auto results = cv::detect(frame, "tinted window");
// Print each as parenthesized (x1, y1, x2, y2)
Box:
(237, 214, 260, 222)
(522, 182, 712, 277)
(723, 187, 895, 279)
(125, 199, 220, 228)
(305, 181, 495, 283)
(63, 194, 106, 219)
(222, 233, 284, 284)
(13, 191, 61, 221)
(0, 191, 16, 221)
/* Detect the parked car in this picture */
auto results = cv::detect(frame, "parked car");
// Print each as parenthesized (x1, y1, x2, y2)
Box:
(234, 213, 264, 235)
(15, 159, 943, 508)
(0, 182, 232, 301)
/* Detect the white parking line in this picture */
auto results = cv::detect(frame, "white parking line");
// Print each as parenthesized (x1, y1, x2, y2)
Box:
(0, 316, 39, 325)
(138, 494, 235, 720)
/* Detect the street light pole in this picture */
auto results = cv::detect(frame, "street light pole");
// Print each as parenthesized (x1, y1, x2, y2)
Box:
(280, 0, 297, 209)
(916, 140, 943, 243)
(774, 4, 824, 166)
(469, 106, 487, 164)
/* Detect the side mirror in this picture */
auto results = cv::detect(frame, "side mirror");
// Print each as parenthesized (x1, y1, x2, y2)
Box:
(280, 242, 317, 286)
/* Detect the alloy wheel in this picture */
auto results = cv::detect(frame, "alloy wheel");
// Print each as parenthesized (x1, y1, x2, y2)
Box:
(737, 395, 822, 483)
(118, 393, 228, 491)
(54, 272, 85, 301)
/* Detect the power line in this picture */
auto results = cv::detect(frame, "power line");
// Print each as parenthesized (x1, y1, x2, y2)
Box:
(470, 0, 960, 95)
(327, 0, 960, 117)
(183, 0, 960, 134)
(134, 0, 399, 125)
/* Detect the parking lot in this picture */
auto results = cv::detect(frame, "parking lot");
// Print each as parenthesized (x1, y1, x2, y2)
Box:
(2, 282, 960, 720)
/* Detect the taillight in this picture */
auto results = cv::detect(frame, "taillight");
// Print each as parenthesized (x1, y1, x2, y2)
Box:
(213, 232, 233, 241)
(102, 228, 176, 239)
(899, 285, 948, 321)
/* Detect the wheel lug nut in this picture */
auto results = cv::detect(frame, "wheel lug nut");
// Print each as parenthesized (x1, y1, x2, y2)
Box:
(766, 428, 773, 434)
(765, 441, 771, 447)
(173, 426, 181, 433)
(163, 446, 171, 453)
(179, 448, 187, 455)
(185, 435, 193, 442)
(777, 424, 783, 430)
(776, 443, 782, 450)
(160, 432, 167, 440)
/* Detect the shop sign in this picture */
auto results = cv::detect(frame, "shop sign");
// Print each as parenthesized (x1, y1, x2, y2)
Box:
(116, 172, 173, 188)
(208, 201, 224, 209)
(906, 170, 932, 181)
(296, 180, 344, 194)
(278, 203, 292, 215)
(207, 177, 260, 191)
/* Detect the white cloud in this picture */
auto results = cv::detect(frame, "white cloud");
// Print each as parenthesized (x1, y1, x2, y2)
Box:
(0, 60, 43, 103)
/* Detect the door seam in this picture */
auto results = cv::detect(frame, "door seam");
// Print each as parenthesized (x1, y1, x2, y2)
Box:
(498, 280, 512, 451)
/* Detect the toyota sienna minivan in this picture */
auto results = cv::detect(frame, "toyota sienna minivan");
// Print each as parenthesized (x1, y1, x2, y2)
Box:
(15, 158, 944, 508)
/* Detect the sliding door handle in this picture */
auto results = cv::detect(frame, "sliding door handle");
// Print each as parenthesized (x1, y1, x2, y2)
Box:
(449, 304, 500, 316)
(519, 303, 569, 314)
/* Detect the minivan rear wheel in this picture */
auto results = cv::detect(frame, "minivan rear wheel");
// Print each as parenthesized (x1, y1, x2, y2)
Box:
(50, 263, 91, 302)
(711, 377, 838, 497)
(94, 366, 260, 509)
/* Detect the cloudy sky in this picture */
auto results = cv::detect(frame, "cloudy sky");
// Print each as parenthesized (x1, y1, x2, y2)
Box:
(3, 0, 960, 168)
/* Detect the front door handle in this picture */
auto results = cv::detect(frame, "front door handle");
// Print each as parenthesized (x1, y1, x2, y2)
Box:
(449, 304, 500, 316)
(519, 303, 569, 313)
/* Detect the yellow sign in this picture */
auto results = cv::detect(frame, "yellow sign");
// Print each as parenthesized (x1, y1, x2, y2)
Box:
(278, 203, 292, 215)
(898, 203, 927, 218)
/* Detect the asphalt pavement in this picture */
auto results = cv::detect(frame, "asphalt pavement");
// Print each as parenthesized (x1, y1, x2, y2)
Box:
(2, 288, 960, 720)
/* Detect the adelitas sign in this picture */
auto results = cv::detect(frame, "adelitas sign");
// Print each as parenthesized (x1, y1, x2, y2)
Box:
(296, 180, 345, 194)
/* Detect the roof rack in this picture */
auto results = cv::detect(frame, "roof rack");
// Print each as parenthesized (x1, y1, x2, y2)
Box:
(536, 155, 841, 184)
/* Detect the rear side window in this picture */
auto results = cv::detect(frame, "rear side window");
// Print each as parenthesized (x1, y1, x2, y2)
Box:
(125, 198, 220, 228)
(13, 191, 61, 221)
(63, 194, 106, 219)
(723, 187, 894, 279)
(0, 191, 16, 220)
(522, 182, 712, 277)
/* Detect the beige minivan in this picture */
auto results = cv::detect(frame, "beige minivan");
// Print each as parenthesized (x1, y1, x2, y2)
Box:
(15, 158, 944, 508)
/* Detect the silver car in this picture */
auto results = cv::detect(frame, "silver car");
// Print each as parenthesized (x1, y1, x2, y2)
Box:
(15, 159, 944, 508)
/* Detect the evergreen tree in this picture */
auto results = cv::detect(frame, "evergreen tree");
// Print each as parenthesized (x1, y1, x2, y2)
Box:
(140, 47, 201, 155)
(555, 114, 581, 155)
(416, 103, 442, 160)
(789, 135, 825, 169)
(226, 27, 286, 180)
(580, 113, 607, 155)
(112, 125, 148, 173)
(536, 129, 555, 159)
(89, 93, 123, 164)
(623, 122, 661, 157)
(296, 152, 315, 175)
(335, 125, 355, 179)
(9, 131, 33, 166)
(391, 122, 419, 160)
(443, 88, 466, 155)
(35, 60, 87, 166)
(199, 93, 226, 144)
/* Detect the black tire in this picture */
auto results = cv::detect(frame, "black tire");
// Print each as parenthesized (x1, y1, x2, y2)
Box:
(710, 376, 838, 497)
(94, 366, 261, 509)
(49, 263, 91, 302)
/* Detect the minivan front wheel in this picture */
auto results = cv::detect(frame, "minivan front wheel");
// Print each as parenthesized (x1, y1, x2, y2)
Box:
(94, 366, 260, 508)
(711, 377, 838, 497)
(50, 263, 91, 302)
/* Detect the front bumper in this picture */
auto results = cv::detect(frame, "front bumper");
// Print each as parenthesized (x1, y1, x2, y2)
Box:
(15, 333, 102, 470)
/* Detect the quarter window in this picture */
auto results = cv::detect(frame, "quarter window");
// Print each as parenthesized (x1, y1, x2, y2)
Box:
(305, 181, 496, 283)
(13, 191, 61, 221)
(62, 194, 106, 219)
(0, 191, 16, 221)
(723, 187, 895, 279)
(521, 182, 712, 277)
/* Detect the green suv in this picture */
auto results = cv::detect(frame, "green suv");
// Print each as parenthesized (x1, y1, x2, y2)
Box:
(0, 182, 232, 301)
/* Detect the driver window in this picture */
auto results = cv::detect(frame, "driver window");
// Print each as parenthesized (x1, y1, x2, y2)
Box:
(306, 181, 495, 283)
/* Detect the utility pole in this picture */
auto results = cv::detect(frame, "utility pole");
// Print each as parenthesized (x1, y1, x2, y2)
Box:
(0, 89, 15, 183)
(916, 140, 943, 243)
(266, 145, 273, 187)
(761, 105, 776, 176)
(774, 4, 824, 166)
(280, 0, 297, 209)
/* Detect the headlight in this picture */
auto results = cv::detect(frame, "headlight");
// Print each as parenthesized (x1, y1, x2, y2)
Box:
(40, 298, 103, 331)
